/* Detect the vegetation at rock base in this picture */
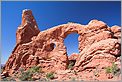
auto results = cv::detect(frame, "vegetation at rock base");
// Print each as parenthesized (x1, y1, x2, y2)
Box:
(71, 77, 76, 81)
(19, 70, 33, 81)
(28, 66, 41, 73)
(19, 66, 41, 81)
(105, 62, 120, 76)
(68, 60, 75, 69)
(46, 72, 54, 79)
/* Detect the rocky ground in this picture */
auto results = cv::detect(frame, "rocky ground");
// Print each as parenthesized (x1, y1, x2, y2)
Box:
(1, 9, 121, 81)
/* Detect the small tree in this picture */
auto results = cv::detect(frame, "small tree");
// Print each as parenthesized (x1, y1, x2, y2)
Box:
(105, 62, 120, 76)
(68, 60, 75, 69)
(46, 72, 54, 79)
(19, 66, 41, 81)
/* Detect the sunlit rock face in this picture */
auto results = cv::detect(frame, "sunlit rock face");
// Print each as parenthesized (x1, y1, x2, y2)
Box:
(2, 9, 121, 81)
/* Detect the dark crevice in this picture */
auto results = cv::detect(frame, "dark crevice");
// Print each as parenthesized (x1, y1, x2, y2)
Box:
(45, 43, 56, 51)
(68, 60, 76, 69)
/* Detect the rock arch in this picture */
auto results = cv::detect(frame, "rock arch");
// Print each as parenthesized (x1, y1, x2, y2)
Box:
(2, 10, 121, 80)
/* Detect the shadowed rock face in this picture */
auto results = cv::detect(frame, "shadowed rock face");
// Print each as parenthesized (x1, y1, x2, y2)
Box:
(2, 9, 121, 81)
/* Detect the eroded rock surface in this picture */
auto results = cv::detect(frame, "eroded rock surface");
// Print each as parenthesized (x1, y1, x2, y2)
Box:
(2, 9, 121, 81)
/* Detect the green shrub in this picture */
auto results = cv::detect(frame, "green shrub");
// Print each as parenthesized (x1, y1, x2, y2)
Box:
(71, 77, 76, 81)
(46, 72, 54, 79)
(28, 66, 40, 73)
(19, 68, 24, 72)
(19, 70, 33, 81)
(68, 61, 75, 69)
(19, 66, 41, 81)
(105, 62, 120, 76)
(106, 67, 112, 73)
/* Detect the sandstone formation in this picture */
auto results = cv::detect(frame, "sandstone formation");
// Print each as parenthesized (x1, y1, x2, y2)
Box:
(1, 9, 121, 81)
(68, 53, 79, 61)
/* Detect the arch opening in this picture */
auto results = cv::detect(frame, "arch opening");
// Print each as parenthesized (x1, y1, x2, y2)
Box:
(64, 33, 79, 56)
(64, 33, 79, 68)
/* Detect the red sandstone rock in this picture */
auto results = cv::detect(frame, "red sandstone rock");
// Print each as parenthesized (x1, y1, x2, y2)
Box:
(68, 53, 79, 61)
(16, 9, 40, 44)
(111, 25, 121, 33)
(111, 25, 121, 44)
(2, 9, 121, 81)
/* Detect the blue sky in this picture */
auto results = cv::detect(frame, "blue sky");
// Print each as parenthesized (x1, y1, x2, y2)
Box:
(1, 1, 121, 64)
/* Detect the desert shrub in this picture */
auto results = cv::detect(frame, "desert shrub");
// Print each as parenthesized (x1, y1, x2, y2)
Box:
(19, 69, 33, 81)
(105, 62, 120, 76)
(71, 77, 76, 81)
(28, 66, 40, 73)
(106, 67, 112, 73)
(19, 66, 41, 81)
(19, 68, 24, 72)
(68, 60, 75, 69)
(46, 72, 54, 79)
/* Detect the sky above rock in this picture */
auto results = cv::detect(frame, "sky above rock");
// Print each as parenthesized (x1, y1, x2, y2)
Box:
(1, 1, 121, 64)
